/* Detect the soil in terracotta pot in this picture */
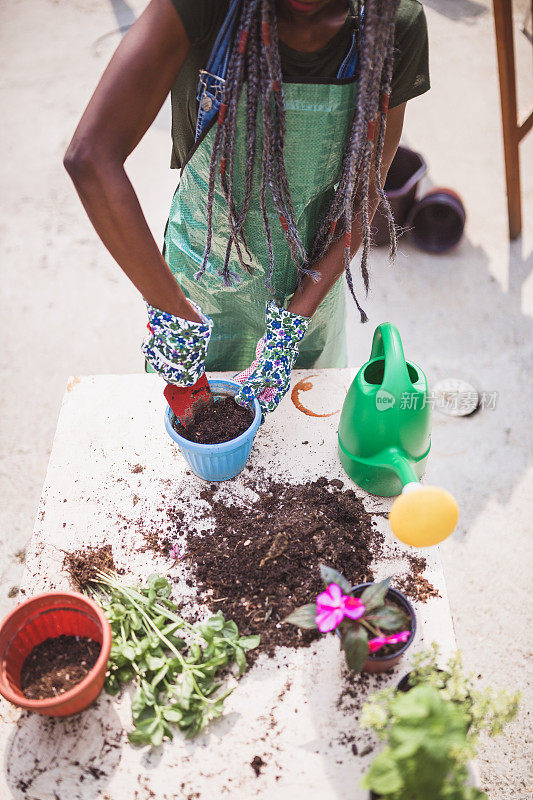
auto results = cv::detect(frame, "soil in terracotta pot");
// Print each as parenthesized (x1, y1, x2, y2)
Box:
(182, 478, 382, 658)
(20, 634, 101, 700)
(171, 396, 253, 444)
(63, 544, 120, 591)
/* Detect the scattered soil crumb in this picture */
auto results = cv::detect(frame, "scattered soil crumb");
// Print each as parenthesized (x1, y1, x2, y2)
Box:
(14, 549, 26, 564)
(138, 506, 185, 558)
(63, 544, 119, 591)
(171, 396, 253, 444)
(251, 756, 266, 777)
(20, 635, 100, 699)
(394, 553, 440, 602)
(175, 478, 381, 658)
(336, 667, 390, 714)
(131, 464, 144, 474)
(7, 586, 19, 598)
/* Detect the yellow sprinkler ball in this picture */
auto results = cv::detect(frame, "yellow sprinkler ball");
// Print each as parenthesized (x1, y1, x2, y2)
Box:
(389, 485, 459, 547)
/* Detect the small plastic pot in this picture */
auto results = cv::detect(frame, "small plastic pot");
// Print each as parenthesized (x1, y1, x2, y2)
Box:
(350, 584, 416, 673)
(165, 378, 261, 482)
(373, 146, 428, 245)
(0, 591, 112, 717)
(407, 187, 466, 253)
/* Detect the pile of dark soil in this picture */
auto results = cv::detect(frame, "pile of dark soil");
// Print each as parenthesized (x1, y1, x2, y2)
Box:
(63, 544, 119, 591)
(172, 396, 253, 444)
(20, 635, 101, 700)
(181, 478, 382, 656)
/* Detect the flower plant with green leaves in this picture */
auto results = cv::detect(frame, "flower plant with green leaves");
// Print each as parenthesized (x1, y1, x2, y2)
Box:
(362, 684, 484, 799)
(360, 645, 520, 800)
(361, 644, 520, 739)
(284, 566, 412, 673)
(89, 571, 259, 745)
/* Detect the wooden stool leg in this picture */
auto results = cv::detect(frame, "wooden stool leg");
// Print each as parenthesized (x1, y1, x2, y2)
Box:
(493, 0, 522, 239)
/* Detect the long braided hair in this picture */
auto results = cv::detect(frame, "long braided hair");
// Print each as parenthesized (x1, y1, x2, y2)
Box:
(199, 0, 400, 321)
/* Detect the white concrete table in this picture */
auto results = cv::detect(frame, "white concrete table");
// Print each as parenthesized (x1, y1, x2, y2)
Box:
(0, 372, 456, 800)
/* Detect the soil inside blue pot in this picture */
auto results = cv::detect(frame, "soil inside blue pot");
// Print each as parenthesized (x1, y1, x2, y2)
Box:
(171, 395, 254, 445)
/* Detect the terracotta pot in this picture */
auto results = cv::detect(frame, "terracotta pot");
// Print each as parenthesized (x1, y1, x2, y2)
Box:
(351, 584, 416, 673)
(0, 591, 112, 717)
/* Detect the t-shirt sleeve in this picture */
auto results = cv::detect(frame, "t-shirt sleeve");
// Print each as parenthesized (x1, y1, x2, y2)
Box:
(169, 0, 229, 47)
(389, 0, 430, 108)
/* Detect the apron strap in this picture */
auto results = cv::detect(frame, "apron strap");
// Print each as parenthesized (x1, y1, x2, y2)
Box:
(195, 1, 360, 142)
(195, 0, 241, 141)
(337, 2, 362, 80)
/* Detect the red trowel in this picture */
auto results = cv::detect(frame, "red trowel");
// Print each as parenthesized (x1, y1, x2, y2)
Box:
(164, 374, 214, 429)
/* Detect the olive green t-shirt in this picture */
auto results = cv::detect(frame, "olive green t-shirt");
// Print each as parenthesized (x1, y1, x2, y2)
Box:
(169, 0, 430, 169)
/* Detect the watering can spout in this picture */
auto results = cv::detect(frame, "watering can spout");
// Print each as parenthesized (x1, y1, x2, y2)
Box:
(390, 484, 459, 547)
(385, 448, 420, 486)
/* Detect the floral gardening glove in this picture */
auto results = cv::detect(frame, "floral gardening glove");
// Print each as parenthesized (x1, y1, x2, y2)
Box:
(141, 300, 213, 386)
(234, 302, 310, 414)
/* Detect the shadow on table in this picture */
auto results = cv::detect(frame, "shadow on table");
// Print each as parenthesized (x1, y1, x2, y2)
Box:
(5, 693, 123, 800)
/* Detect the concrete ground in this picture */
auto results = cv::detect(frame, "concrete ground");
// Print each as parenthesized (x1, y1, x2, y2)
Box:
(0, 0, 531, 797)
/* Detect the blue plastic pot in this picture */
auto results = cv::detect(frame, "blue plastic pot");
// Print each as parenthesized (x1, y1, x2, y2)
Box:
(164, 379, 261, 482)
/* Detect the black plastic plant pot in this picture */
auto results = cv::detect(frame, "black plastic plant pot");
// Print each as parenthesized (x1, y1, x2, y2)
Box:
(373, 145, 428, 246)
(351, 584, 417, 674)
(407, 187, 466, 253)
(396, 672, 413, 693)
(396, 669, 447, 694)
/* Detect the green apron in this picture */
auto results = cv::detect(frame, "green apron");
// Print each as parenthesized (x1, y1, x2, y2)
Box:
(163, 79, 357, 372)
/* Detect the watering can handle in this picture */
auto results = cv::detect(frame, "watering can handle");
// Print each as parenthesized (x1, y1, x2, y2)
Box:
(370, 323, 412, 393)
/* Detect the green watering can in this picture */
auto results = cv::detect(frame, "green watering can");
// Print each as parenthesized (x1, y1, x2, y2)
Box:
(338, 323, 458, 547)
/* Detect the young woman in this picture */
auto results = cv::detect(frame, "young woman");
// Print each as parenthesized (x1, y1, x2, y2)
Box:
(64, 0, 429, 413)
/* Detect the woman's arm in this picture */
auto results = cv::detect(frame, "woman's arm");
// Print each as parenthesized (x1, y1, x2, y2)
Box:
(63, 0, 202, 322)
(288, 103, 406, 317)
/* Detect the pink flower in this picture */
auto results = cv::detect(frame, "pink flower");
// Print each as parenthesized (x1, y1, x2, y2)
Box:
(368, 630, 411, 654)
(315, 583, 366, 633)
(170, 543, 183, 560)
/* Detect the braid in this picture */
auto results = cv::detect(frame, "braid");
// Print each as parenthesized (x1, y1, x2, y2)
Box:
(372, 24, 398, 261)
(201, 0, 401, 317)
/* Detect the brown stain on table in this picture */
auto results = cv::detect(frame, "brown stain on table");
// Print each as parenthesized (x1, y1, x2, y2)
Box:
(67, 376, 80, 392)
(291, 375, 340, 418)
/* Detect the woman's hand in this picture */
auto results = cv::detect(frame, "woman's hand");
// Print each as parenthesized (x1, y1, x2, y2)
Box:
(142, 301, 213, 386)
(234, 303, 310, 414)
